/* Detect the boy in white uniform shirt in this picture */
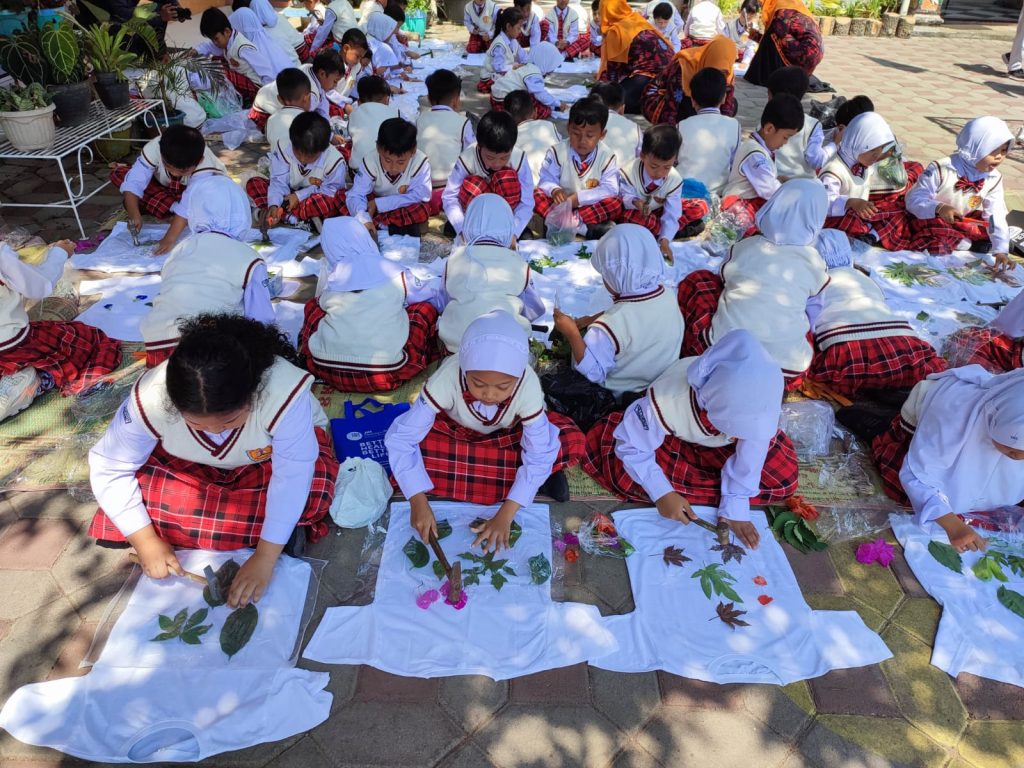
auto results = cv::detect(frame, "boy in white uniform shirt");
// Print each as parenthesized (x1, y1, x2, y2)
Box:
(262, 69, 313, 148)
(416, 69, 475, 215)
(196, 8, 284, 105)
(676, 68, 741, 197)
(307, 0, 358, 54)
(767, 66, 834, 180)
(507, 90, 562, 184)
(514, 0, 543, 48)
(348, 75, 401, 172)
(617, 125, 686, 262)
(588, 82, 642, 169)
(464, 0, 498, 52)
(682, 0, 726, 44)
(544, 0, 589, 60)
(248, 51, 346, 132)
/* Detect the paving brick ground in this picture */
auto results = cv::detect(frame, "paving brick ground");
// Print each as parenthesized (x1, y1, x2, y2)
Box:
(2, 23, 1024, 768)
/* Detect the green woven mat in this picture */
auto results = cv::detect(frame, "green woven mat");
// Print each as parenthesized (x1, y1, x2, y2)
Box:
(312, 364, 435, 421)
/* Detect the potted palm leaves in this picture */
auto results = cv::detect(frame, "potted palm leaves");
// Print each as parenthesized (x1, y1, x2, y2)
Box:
(79, 20, 156, 108)
(0, 82, 56, 150)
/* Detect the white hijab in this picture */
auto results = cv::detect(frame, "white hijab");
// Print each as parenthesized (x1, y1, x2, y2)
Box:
(687, 329, 782, 441)
(529, 41, 564, 75)
(952, 116, 1013, 182)
(992, 290, 1024, 338)
(321, 217, 401, 292)
(838, 111, 895, 167)
(250, 0, 279, 27)
(590, 223, 665, 297)
(459, 309, 529, 377)
(230, 7, 296, 73)
(186, 176, 252, 240)
(755, 179, 828, 247)
(461, 193, 516, 247)
(366, 10, 398, 42)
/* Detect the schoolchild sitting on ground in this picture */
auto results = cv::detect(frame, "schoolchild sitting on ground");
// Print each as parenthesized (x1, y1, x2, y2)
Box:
(259, 68, 314, 149)
(617, 125, 686, 262)
(514, 0, 543, 48)
(490, 41, 565, 120)
(597, 0, 673, 116)
(681, 0, 726, 47)
(246, 112, 349, 229)
(0, 239, 121, 418)
(88, 313, 340, 603)
(651, 2, 681, 50)
(535, 98, 622, 239)
(947, 290, 1024, 374)
(507, 89, 562, 184)
(766, 65, 833, 179)
(442, 111, 535, 240)
(675, 67, 741, 199)
(588, 82, 643, 169)
(347, 117, 433, 237)
(195, 8, 290, 105)
(553, 224, 685, 398)
(437, 195, 545, 352)
(299, 217, 441, 392)
(141, 176, 275, 368)
(545, 0, 591, 60)
(249, 51, 346, 132)
(231, 4, 302, 68)
(828, 94, 873, 146)
(347, 75, 401, 171)
(384, 310, 585, 548)
(416, 69, 476, 215)
(678, 179, 828, 390)
(327, 27, 371, 115)
(250, 0, 308, 63)
(464, 0, 498, 53)
(477, 7, 529, 94)
(110, 124, 226, 256)
(589, 0, 603, 55)
(582, 329, 798, 549)
(307, 0, 358, 58)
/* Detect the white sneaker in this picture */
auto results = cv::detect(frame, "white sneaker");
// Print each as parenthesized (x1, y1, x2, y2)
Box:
(0, 368, 40, 422)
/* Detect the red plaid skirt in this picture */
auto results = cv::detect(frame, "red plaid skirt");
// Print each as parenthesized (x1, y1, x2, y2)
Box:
(771, 9, 824, 74)
(248, 106, 270, 133)
(583, 411, 799, 505)
(295, 40, 313, 62)
(88, 427, 338, 549)
(808, 336, 947, 396)
(467, 33, 489, 53)
(245, 177, 349, 220)
(222, 65, 260, 106)
(374, 201, 431, 228)
(871, 415, 913, 505)
(0, 321, 122, 395)
(397, 411, 585, 504)
(146, 346, 174, 369)
(908, 212, 990, 255)
(678, 37, 713, 49)
(590, 41, 601, 56)
(457, 170, 522, 211)
(110, 165, 184, 220)
(490, 92, 552, 119)
(676, 269, 722, 358)
(618, 197, 709, 238)
(299, 299, 441, 392)
(302, 30, 336, 60)
(945, 327, 1024, 372)
(823, 163, 924, 251)
(534, 191, 623, 225)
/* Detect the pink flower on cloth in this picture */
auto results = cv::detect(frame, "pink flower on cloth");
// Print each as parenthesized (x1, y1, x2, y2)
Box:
(440, 580, 468, 610)
(855, 538, 895, 568)
(416, 589, 440, 609)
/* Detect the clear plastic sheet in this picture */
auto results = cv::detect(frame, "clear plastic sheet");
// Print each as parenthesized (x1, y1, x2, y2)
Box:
(812, 506, 894, 545)
(703, 205, 754, 258)
(808, 95, 846, 130)
(201, 111, 263, 150)
(963, 506, 1024, 535)
(346, 508, 392, 604)
(779, 400, 835, 461)
(544, 200, 579, 246)
(942, 325, 995, 370)
(576, 512, 636, 559)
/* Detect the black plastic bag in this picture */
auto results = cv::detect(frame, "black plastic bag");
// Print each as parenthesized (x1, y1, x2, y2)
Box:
(809, 95, 846, 130)
(540, 369, 619, 433)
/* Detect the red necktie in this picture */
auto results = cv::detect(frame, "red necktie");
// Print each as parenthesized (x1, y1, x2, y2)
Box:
(645, 180, 659, 192)
(955, 177, 985, 193)
(850, 163, 866, 178)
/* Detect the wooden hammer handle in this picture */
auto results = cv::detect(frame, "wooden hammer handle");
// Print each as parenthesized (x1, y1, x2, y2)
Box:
(427, 531, 452, 574)
(128, 552, 207, 585)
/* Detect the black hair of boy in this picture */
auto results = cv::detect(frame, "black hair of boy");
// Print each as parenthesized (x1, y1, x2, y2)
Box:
(504, 90, 535, 123)
(513, 0, 531, 9)
(160, 124, 206, 169)
(766, 65, 809, 101)
(276, 68, 312, 103)
(652, 2, 674, 20)
(761, 93, 805, 132)
(495, 6, 524, 33)
(569, 97, 609, 130)
(312, 49, 344, 76)
(741, 0, 760, 13)
(340, 26, 369, 51)
(589, 81, 624, 110)
(835, 95, 874, 127)
(200, 7, 231, 38)
(477, 110, 518, 152)
(642, 124, 681, 160)
(290, 111, 332, 154)
(426, 69, 462, 105)
(384, 2, 405, 23)
(357, 74, 391, 103)
(689, 67, 727, 110)
(231, 0, 250, 11)
(377, 117, 418, 154)
(591, 0, 600, 11)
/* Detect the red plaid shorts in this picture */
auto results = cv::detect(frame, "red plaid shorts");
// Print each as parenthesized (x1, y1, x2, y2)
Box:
(618, 199, 709, 237)
(299, 299, 442, 392)
(458, 170, 522, 212)
(88, 427, 338, 549)
(676, 269, 722, 358)
(945, 327, 1024, 372)
(245, 177, 349, 220)
(583, 411, 799, 505)
(871, 415, 913, 505)
(223, 66, 260, 106)
(490, 93, 552, 119)
(303, 30, 336, 60)
(534, 190, 623, 225)
(0, 321, 122, 395)
(476, 77, 494, 94)
(394, 411, 585, 504)
(374, 200, 431, 228)
(248, 106, 270, 133)
(808, 336, 947, 396)
(466, 33, 488, 53)
(110, 165, 185, 220)
(908, 212, 990, 255)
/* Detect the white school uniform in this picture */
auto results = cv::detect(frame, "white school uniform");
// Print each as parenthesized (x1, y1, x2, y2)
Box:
(441, 145, 535, 236)
(545, 5, 580, 45)
(775, 115, 832, 180)
(416, 106, 475, 187)
(464, 0, 497, 37)
(195, 30, 267, 86)
(515, 119, 562, 184)
(308, 0, 357, 49)
(813, 267, 917, 352)
(818, 155, 873, 217)
(347, 149, 432, 225)
(253, 63, 330, 121)
(0, 244, 67, 351)
(683, 0, 726, 40)
(267, 141, 347, 207)
(619, 158, 684, 241)
(266, 105, 303, 148)
(602, 110, 643, 169)
(117, 138, 226, 218)
(347, 101, 401, 172)
(359, 0, 384, 25)
(538, 140, 619, 206)
(522, 10, 543, 47)
(677, 108, 742, 196)
(481, 31, 527, 82)
(490, 64, 559, 110)
(722, 133, 778, 201)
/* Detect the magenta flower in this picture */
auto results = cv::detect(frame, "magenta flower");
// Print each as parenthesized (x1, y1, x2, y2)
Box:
(416, 589, 440, 609)
(855, 538, 895, 568)
(440, 580, 468, 610)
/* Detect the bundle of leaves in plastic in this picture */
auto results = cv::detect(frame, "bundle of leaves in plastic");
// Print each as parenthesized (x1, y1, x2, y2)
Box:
(577, 513, 635, 558)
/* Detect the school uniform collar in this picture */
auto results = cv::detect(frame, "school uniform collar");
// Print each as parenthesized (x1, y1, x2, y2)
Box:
(640, 167, 661, 191)
(612, 285, 665, 304)
(570, 146, 597, 173)
(697, 107, 721, 115)
(751, 130, 775, 159)
(431, 105, 454, 112)
(459, 373, 523, 426)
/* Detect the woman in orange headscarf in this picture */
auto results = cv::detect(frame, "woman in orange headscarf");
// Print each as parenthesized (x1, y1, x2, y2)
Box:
(641, 34, 736, 126)
(744, 0, 823, 86)
(597, 0, 674, 113)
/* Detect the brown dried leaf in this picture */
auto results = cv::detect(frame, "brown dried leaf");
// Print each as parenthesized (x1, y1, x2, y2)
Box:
(712, 601, 750, 630)
(663, 545, 692, 567)
(710, 542, 747, 564)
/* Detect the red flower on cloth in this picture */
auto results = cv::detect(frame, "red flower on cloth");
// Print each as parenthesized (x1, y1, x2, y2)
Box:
(757, 595, 774, 605)
(752, 576, 767, 586)
(786, 495, 820, 521)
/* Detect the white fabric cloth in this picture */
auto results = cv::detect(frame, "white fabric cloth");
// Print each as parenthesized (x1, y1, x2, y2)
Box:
(891, 514, 1024, 687)
(590, 508, 892, 682)
(756, 178, 828, 246)
(0, 550, 331, 763)
(837, 111, 895, 168)
(321, 216, 401, 291)
(229, 8, 296, 75)
(303, 501, 618, 678)
(992, 290, 1024, 337)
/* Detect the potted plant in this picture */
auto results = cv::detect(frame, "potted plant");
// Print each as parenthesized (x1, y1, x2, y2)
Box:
(78, 20, 156, 108)
(403, 0, 429, 34)
(35, 0, 68, 30)
(0, 0, 29, 35)
(0, 82, 56, 151)
(132, 49, 229, 134)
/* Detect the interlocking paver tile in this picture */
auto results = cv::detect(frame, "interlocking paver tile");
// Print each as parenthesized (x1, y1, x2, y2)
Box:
(809, 666, 901, 718)
(0, 518, 77, 571)
(954, 673, 1024, 721)
(509, 663, 590, 706)
(354, 666, 440, 703)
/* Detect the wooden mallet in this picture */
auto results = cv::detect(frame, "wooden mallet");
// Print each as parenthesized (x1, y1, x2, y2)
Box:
(427, 531, 463, 605)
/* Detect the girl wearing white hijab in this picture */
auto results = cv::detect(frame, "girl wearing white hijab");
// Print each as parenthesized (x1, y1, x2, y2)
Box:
(906, 116, 1013, 268)
(872, 365, 1024, 552)
(140, 176, 276, 366)
(489, 41, 565, 119)
(583, 329, 796, 549)
(436, 195, 545, 353)
(227, 8, 298, 79)
(384, 310, 585, 551)
(553, 224, 685, 397)
(299, 217, 440, 392)
(678, 179, 828, 388)
(250, 0, 306, 64)
(366, 10, 413, 85)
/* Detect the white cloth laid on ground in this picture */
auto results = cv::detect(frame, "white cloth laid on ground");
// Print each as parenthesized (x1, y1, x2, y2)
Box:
(76, 275, 162, 342)
(590, 509, 892, 683)
(890, 515, 1024, 687)
(0, 550, 332, 763)
(303, 502, 618, 679)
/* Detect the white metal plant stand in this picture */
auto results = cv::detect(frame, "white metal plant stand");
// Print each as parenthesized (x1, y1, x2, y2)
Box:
(0, 98, 168, 238)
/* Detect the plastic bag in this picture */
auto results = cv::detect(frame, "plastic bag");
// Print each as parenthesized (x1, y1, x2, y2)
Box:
(703, 205, 754, 258)
(813, 506, 894, 545)
(779, 400, 834, 461)
(330, 457, 392, 528)
(198, 85, 242, 120)
(331, 398, 411, 474)
(539, 368, 618, 433)
(544, 200, 580, 247)
(577, 512, 635, 559)
(201, 111, 263, 151)
(809, 95, 846, 130)
(871, 144, 909, 194)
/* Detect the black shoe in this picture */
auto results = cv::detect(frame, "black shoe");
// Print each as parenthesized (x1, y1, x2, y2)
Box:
(442, 221, 456, 239)
(1009, 69, 1024, 80)
(585, 221, 614, 240)
(835, 403, 899, 444)
(853, 233, 879, 248)
(677, 219, 706, 239)
(538, 470, 570, 502)
(388, 223, 421, 237)
(283, 525, 307, 558)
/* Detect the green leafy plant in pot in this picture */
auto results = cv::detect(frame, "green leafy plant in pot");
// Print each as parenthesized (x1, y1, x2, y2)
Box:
(79, 21, 156, 108)
(132, 48, 229, 134)
(0, 82, 56, 150)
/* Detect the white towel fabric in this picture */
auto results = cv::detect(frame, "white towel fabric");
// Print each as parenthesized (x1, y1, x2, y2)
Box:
(0, 550, 332, 763)
(890, 514, 1024, 687)
(590, 508, 893, 684)
(303, 502, 619, 679)
(76, 274, 163, 342)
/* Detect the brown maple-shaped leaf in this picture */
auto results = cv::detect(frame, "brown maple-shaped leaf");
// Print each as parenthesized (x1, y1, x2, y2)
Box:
(710, 601, 750, 630)
(663, 545, 692, 567)
(711, 542, 747, 564)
